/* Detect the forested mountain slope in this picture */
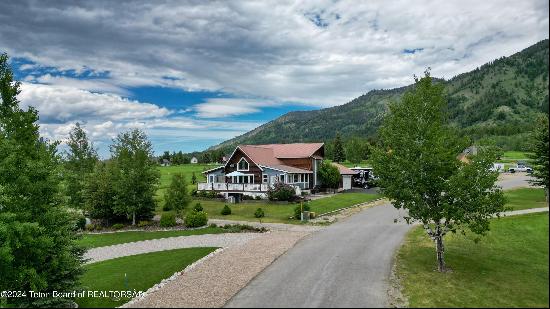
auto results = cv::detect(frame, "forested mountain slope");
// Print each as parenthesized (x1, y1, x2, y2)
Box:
(212, 39, 548, 152)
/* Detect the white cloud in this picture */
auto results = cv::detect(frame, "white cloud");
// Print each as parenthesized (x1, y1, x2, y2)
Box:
(0, 0, 547, 107)
(19, 83, 171, 123)
(1, 1, 548, 155)
(18, 82, 262, 156)
(192, 98, 279, 118)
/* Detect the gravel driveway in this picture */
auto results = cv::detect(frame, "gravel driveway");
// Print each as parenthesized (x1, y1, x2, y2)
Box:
(125, 231, 311, 308)
(84, 233, 261, 264)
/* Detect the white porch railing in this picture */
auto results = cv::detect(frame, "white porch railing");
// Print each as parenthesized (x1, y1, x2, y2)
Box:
(198, 183, 269, 192)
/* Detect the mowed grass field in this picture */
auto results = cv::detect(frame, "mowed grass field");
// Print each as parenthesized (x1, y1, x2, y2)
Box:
(77, 247, 217, 308)
(396, 213, 549, 307)
(182, 193, 381, 224)
(156, 164, 381, 223)
(504, 188, 548, 211)
(78, 226, 227, 249)
(156, 164, 219, 210)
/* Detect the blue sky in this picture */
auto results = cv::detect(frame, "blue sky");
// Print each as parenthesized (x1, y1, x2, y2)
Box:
(1, 0, 548, 157)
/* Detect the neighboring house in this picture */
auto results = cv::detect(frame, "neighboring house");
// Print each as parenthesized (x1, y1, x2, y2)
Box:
(161, 159, 171, 167)
(198, 143, 327, 199)
(458, 146, 479, 163)
(190, 157, 198, 164)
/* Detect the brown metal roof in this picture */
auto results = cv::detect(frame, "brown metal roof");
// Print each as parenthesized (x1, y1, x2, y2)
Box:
(332, 162, 359, 175)
(236, 143, 324, 172)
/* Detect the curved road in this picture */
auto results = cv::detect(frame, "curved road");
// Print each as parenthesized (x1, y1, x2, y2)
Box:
(226, 203, 411, 308)
(226, 175, 535, 308)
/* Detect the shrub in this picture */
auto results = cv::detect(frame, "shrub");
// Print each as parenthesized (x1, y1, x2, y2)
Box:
(254, 208, 265, 218)
(193, 202, 203, 212)
(164, 173, 191, 214)
(221, 204, 232, 215)
(162, 203, 173, 211)
(184, 210, 208, 228)
(137, 220, 150, 227)
(294, 204, 311, 220)
(191, 189, 198, 196)
(160, 212, 177, 227)
(85, 224, 96, 231)
(209, 223, 218, 228)
(255, 195, 262, 200)
(112, 223, 125, 230)
(267, 182, 297, 201)
(76, 216, 87, 230)
(221, 224, 267, 233)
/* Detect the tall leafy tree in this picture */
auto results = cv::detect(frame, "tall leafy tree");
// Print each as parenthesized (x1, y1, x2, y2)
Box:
(84, 160, 121, 224)
(371, 71, 505, 272)
(318, 160, 341, 190)
(528, 116, 549, 205)
(110, 129, 160, 225)
(333, 132, 346, 163)
(0, 53, 84, 307)
(164, 173, 191, 217)
(64, 123, 98, 209)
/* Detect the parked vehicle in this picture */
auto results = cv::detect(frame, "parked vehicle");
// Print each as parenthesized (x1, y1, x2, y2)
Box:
(508, 163, 532, 173)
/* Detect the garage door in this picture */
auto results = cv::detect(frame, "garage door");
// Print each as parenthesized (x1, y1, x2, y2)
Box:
(342, 175, 352, 190)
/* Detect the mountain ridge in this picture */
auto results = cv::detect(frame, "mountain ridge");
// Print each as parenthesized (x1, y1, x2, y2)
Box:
(210, 39, 549, 152)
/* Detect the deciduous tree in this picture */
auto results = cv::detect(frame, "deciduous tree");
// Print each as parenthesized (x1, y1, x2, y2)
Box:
(371, 71, 505, 272)
(318, 160, 341, 190)
(164, 173, 191, 217)
(110, 129, 160, 225)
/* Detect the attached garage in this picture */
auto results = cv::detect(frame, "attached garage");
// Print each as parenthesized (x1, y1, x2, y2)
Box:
(342, 175, 353, 190)
(332, 163, 359, 191)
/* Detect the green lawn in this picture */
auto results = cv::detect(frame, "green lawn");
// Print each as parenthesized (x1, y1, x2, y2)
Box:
(497, 151, 534, 165)
(185, 192, 381, 224)
(502, 151, 533, 160)
(77, 247, 217, 308)
(156, 164, 220, 210)
(505, 188, 548, 211)
(396, 213, 549, 307)
(78, 226, 227, 249)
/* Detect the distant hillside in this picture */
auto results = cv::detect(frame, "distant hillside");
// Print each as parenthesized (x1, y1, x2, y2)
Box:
(212, 39, 549, 152)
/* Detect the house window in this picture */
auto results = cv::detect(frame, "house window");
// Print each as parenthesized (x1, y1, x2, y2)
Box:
(237, 158, 249, 171)
(279, 174, 285, 183)
(262, 174, 268, 183)
(294, 174, 299, 182)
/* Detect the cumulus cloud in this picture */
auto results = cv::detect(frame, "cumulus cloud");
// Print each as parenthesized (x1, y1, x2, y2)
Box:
(19, 83, 171, 123)
(0, 0, 548, 154)
(0, 0, 547, 107)
(18, 83, 261, 155)
(192, 98, 279, 118)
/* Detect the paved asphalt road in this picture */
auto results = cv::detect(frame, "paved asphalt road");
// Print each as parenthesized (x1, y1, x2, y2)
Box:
(226, 175, 535, 308)
(226, 203, 411, 308)
(497, 173, 533, 190)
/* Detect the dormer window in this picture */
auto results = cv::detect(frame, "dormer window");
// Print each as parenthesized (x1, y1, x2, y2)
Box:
(237, 158, 249, 171)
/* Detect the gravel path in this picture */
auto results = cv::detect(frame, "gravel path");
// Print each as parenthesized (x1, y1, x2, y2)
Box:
(84, 233, 261, 264)
(125, 231, 310, 308)
(501, 207, 549, 216)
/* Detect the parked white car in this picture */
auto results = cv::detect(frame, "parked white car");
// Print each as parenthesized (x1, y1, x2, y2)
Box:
(508, 164, 532, 173)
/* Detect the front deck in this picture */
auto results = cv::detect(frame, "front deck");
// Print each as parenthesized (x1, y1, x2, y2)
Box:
(198, 182, 270, 192)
